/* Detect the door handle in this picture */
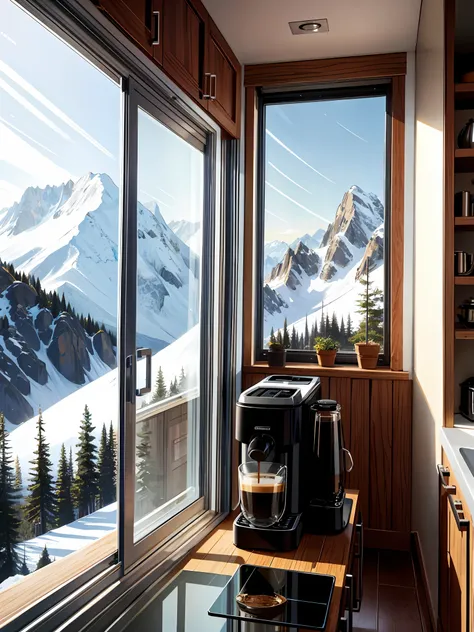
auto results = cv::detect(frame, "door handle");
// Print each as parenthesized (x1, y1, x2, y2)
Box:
(152, 10, 160, 46)
(203, 73, 211, 99)
(126, 354, 136, 405)
(136, 347, 152, 396)
(437, 464, 456, 493)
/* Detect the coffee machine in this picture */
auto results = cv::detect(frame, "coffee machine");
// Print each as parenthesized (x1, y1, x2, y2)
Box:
(234, 375, 321, 551)
(304, 399, 354, 534)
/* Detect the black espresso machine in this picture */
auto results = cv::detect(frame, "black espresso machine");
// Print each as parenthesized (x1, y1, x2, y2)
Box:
(234, 375, 354, 551)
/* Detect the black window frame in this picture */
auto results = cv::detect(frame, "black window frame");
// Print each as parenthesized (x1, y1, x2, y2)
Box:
(1, 0, 238, 630)
(255, 83, 392, 366)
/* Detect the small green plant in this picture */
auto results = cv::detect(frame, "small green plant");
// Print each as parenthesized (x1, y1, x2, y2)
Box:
(268, 340, 285, 351)
(314, 336, 340, 352)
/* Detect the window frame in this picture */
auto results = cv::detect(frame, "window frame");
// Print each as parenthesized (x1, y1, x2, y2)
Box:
(0, 0, 236, 629)
(255, 83, 392, 366)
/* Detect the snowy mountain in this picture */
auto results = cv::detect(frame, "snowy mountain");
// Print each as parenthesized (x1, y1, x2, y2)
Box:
(263, 240, 289, 278)
(264, 185, 385, 339)
(290, 228, 326, 252)
(0, 174, 199, 350)
(169, 219, 201, 254)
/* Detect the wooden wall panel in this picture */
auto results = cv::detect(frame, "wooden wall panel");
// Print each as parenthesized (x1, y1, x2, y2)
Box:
(369, 380, 393, 530)
(239, 371, 412, 535)
(391, 380, 413, 532)
(348, 379, 370, 524)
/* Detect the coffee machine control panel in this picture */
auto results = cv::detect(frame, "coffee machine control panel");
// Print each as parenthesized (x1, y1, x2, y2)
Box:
(239, 375, 320, 407)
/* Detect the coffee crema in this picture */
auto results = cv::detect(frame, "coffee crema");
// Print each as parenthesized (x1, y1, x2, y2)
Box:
(240, 473, 286, 526)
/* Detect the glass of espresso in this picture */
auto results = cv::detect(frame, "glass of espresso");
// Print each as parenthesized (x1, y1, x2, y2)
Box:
(238, 462, 287, 528)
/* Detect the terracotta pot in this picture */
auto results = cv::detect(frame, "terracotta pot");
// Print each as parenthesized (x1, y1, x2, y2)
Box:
(316, 350, 337, 367)
(267, 349, 286, 367)
(354, 343, 380, 369)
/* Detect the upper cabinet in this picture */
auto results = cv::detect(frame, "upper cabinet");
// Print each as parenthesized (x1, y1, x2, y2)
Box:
(96, 0, 162, 60)
(162, 0, 208, 103)
(206, 18, 241, 138)
(93, 0, 241, 137)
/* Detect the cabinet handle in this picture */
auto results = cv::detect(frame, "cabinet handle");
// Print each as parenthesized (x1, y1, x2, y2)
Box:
(437, 464, 456, 493)
(203, 73, 211, 99)
(353, 515, 363, 612)
(448, 495, 469, 532)
(152, 10, 160, 46)
(345, 574, 354, 632)
(210, 74, 217, 100)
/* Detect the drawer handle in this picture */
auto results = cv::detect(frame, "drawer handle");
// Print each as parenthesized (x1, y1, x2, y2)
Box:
(437, 464, 456, 493)
(448, 495, 469, 532)
(152, 10, 160, 46)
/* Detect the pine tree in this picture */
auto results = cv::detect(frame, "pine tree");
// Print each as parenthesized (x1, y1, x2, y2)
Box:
(319, 300, 325, 336)
(151, 367, 167, 403)
(346, 313, 353, 343)
(277, 329, 283, 345)
(269, 327, 276, 344)
(55, 444, 74, 527)
(339, 316, 346, 347)
(25, 410, 55, 535)
(325, 315, 330, 337)
(136, 425, 161, 510)
(178, 367, 187, 392)
(14, 456, 22, 493)
(50, 292, 60, 318)
(330, 312, 339, 340)
(350, 259, 384, 344)
(304, 315, 309, 348)
(108, 422, 117, 501)
(290, 326, 298, 349)
(68, 447, 74, 481)
(20, 546, 29, 576)
(98, 424, 115, 507)
(282, 318, 290, 349)
(169, 378, 179, 395)
(73, 406, 98, 518)
(0, 412, 20, 582)
(60, 293, 67, 312)
(36, 545, 52, 570)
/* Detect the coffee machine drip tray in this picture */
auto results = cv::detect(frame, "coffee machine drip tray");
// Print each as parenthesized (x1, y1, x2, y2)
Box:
(208, 564, 335, 631)
(234, 512, 303, 551)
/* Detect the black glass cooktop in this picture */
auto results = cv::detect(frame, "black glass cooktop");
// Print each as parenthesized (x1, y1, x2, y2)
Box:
(208, 565, 335, 630)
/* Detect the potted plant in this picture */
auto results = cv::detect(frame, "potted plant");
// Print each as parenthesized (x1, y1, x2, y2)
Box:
(314, 336, 339, 367)
(267, 327, 287, 367)
(350, 256, 383, 369)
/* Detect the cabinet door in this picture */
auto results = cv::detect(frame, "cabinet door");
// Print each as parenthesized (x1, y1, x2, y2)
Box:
(162, 0, 208, 103)
(97, 0, 154, 55)
(439, 479, 450, 632)
(447, 494, 470, 632)
(207, 19, 241, 138)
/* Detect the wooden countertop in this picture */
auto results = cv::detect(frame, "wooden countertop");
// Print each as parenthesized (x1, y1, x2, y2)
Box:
(177, 490, 360, 632)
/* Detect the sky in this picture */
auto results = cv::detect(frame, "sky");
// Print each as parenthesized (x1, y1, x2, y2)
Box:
(264, 97, 387, 243)
(0, 0, 203, 226)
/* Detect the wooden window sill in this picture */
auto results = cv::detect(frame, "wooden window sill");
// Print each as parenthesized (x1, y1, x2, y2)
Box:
(245, 362, 410, 381)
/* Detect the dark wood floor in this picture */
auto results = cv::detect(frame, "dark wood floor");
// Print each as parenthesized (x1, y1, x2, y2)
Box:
(353, 550, 428, 632)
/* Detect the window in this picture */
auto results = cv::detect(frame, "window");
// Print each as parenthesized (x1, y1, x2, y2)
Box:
(257, 86, 390, 364)
(0, 0, 228, 625)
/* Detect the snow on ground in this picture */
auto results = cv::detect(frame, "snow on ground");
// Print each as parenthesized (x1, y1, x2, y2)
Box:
(0, 503, 116, 591)
(9, 325, 199, 489)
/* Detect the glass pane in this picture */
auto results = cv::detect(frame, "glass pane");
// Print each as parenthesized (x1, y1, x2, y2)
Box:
(134, 107, 203, 543)
(262, 97, 386, 354)
(0, 1, 120, 594)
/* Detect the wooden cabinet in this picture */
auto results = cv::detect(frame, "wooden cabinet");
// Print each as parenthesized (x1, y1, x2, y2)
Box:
(206, 18, 241, 138)
(162, 0, 208, 103)
(96, 0, 161, 58)
(439, 455, 472, 632)
(92, 0, 241, 137)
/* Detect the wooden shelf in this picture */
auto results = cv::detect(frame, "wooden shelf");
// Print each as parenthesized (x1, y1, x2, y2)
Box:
(455, 217, 474, 228)
(455, 328, 474, 339)
(455, 276, 474, 285)
(455, 149, 474, 172)
(455, 83, 474, 109)
(245, 362, 410, 381)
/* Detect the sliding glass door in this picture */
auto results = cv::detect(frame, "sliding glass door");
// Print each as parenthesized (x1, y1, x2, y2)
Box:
(120, 79, 214, 569)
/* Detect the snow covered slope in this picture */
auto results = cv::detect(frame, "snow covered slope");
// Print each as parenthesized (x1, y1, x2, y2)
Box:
(264, 185, 385, 339)
(0, 174, 199, 349)
(169, 219, 201, 254)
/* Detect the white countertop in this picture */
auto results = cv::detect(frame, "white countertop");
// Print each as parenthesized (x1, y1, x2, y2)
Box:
(441, 426, 474, 519)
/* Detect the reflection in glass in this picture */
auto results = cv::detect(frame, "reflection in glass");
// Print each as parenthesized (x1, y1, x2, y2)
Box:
(133, 108, 203, 542)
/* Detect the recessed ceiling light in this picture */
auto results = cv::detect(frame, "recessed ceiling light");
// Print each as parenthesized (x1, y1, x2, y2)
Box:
(289, 19, 329, 36)
(299, 22, 322, 32)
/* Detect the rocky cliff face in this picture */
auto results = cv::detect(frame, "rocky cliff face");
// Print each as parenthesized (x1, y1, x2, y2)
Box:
(0, 278, 116, 427)
(266, 242, 321, 290)
(356, 225, 384, 280)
